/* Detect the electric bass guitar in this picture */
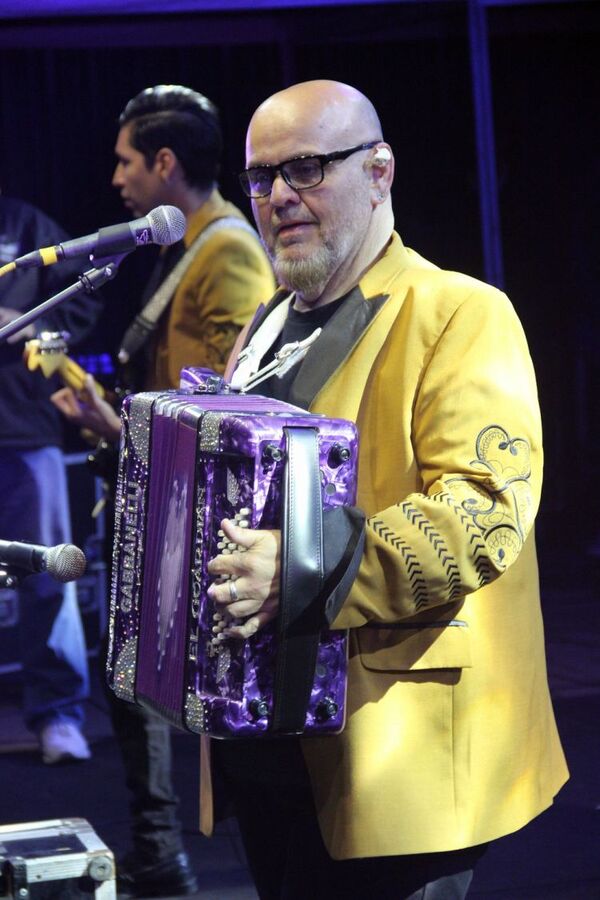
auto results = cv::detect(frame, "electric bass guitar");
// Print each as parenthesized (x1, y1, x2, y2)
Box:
(23, 331, 121, 490)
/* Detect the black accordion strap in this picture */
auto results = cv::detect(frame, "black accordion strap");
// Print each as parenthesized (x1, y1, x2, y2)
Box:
(272, 426, 325, 734)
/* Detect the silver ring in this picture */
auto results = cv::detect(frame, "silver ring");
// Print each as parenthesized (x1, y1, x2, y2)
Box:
(228, 580, 238, 602)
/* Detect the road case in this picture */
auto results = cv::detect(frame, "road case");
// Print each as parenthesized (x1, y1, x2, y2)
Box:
(0, 818, 115, 899)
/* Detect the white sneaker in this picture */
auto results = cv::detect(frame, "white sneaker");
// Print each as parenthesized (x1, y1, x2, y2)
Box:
(39, 721, 91, 764)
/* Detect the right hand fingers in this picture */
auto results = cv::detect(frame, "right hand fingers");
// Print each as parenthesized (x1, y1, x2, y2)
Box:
(50, 387, 82, 420)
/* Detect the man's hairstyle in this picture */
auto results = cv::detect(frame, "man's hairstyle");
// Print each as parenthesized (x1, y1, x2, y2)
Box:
(119, 84, 222, 190)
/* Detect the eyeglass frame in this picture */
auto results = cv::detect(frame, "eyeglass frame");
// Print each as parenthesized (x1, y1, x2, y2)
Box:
(239, 140, 382, 199)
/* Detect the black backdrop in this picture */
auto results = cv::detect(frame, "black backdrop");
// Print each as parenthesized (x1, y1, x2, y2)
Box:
(0, 0, 598, 564)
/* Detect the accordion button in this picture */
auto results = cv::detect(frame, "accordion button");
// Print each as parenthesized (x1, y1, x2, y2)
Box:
(316, 697, 339, 721)
(262, 443, 284, 463)
(328, 443, 351, 467)
(249, 698, 269, 720)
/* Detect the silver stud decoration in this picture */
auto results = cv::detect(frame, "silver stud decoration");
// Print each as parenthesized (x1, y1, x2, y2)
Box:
(113, 638, 138, 702)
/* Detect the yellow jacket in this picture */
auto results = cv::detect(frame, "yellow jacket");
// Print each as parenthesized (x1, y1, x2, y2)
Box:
(240, 232, 568, 858)
(146, 190, 274, 389)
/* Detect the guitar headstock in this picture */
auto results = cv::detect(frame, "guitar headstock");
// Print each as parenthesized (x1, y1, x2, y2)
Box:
(23, 330, 105, 399)
(24, 331, 70, 379)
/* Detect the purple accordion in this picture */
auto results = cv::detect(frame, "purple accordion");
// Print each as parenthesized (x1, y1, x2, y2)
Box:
(107, 368, 359, 738)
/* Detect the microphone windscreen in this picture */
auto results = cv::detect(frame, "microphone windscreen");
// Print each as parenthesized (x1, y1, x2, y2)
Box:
(148, 206, 186, 246)
(46, 544, 87, 582)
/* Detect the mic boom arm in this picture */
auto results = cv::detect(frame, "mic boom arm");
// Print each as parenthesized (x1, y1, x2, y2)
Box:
(0, 257, 123, 345)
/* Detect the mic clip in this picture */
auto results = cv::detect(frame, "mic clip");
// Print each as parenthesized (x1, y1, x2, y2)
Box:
(88, 249, 133, 269)
(78, 253, 130, 294)
(0, 565, 24, 589)
(91, 222, 141, 260)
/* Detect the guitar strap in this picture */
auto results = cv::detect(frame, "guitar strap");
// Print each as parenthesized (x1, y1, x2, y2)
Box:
(117, 215, 258, 365)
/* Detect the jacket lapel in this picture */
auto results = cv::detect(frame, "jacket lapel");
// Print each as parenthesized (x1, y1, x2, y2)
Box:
(289, 286, 389, 409)
(233, 233, 415, 412)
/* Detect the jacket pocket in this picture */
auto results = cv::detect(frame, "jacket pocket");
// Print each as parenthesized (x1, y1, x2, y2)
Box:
(357, 620, 472, 672)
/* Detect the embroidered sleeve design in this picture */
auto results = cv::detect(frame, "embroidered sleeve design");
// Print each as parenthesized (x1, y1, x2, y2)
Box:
(368, 517, 430, 609)
(366, 424, 534, 612)
(444, 424, 534, 571)
(399, 503, 463, 604)
(430, 491, 494, 588)
(197, 321, 242, 370)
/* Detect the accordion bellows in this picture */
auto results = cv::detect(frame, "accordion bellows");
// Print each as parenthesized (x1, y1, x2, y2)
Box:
(107, 374, 359, 738)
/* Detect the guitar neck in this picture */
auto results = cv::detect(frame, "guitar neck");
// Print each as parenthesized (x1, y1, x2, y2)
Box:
(60, 356, 106, 399)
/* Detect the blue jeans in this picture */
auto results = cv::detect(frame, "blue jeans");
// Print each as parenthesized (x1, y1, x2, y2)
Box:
(0, 446, 89, 731)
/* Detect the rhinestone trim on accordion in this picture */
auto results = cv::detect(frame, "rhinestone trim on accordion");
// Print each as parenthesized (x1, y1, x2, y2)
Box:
(199, 411, 222, 452)
(113, 638, 138, 702)
(184, 692, 208, 732)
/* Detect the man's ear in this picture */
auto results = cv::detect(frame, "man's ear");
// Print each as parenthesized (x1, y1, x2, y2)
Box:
(371, 147, 392, 166)
(153, 146, 178, 183)
(367, 144, 394, 204)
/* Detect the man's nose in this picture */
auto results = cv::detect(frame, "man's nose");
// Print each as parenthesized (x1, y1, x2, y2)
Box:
(269, 171, 300, 206)
(111, 165, 123, 188)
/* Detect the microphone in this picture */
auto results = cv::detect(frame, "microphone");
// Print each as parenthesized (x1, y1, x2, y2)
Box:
(0, 205, 186, 275)
(0, 540, 87, 583)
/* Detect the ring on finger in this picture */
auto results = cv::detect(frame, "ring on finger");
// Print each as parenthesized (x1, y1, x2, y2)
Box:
(228, 579, 239, 602)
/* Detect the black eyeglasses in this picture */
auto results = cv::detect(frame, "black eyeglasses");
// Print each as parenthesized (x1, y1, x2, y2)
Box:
(239, 140, 380, 199)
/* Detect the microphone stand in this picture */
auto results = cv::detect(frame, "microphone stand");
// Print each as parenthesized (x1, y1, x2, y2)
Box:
(0, 254, 131, 584)
(0, 252, 130, 345)
(0, 566, 22, 588)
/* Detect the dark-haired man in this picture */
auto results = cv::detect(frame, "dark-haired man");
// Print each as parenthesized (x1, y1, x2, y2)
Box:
(53, 84, 274, 898)
(112, 83, 274, 386)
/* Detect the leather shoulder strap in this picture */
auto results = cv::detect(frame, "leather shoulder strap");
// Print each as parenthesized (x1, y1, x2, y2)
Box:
(118, 216, 258, 364)
(272, 425, 325, 734)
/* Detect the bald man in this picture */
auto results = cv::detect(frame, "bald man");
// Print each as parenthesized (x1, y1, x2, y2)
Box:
(205, 81, 568, 900)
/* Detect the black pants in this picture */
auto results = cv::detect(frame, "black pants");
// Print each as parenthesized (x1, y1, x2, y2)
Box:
(213, 737, 487, 900)
(107, 690, 185, 862)
(100, 637, 184, 862)
(100, 489, 184, 864)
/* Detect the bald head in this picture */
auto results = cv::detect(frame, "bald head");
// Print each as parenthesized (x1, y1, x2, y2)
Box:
(247, 80, 382, 158)
(245, 80, 394, 309)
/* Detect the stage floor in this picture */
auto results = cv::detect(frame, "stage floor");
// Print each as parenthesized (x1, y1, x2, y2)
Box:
(1, 573, 599, 899)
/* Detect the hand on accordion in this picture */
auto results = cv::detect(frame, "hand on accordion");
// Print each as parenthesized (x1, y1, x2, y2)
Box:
(207, 519, 281, 639)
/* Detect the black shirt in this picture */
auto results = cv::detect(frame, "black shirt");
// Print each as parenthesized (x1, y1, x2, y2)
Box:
(248, 294, 347, 404)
